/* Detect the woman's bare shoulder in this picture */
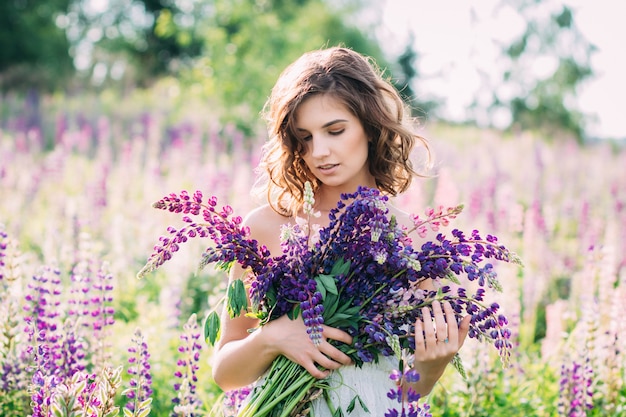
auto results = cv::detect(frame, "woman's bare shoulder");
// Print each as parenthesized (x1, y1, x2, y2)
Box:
(244, 204, 290, 227)
(243, 204, 292, 252)
(387, 204, 413, 229)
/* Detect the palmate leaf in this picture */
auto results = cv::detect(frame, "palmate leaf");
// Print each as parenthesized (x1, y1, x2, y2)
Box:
(330, 258, 351, 276)
(322, 292, 339, 317)
(316, 273, 338, 295)
(324, 300, 359, 330)
(204, 311, 221, 346)
(227, 279, 248, 317)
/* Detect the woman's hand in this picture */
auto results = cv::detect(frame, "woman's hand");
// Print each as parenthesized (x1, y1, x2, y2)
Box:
(411, 300, 471, 395)
(261, 314, 354, 379)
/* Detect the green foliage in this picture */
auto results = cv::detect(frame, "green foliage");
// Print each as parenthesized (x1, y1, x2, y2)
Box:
(181, 0, 388, 133)
(430, 348, 561, 417)
(94, 0, 205, 85)
(0, 0, 74, 91)
(494, 1, 595, 142)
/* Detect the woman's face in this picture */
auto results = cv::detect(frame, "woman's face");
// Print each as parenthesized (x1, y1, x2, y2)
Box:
(294, 94, 375, 192)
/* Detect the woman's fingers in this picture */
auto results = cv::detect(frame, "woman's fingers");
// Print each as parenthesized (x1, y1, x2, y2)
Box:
(421, 303, 436, 345)
(415, 300, 470, 353)
(322, 325, 353, 346)
(432, 301, 448, 343)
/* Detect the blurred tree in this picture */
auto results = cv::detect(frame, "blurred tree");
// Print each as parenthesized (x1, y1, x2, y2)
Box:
(0, 0, 419, 135)
(66, 0, 206, 87)
(0, 0, 74, 91)
(393, 33, 440, 121)
(64, 0, 401, 133)
(183, 0, 389, 132)
(488, 1, 595, 142)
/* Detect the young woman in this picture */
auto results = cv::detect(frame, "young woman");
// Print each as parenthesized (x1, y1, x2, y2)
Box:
(211, 46, 471, 415)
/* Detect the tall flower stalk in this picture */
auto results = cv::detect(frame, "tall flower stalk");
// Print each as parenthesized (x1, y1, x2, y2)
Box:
(171, 314, 204, 417)
(123, 328, 153, 417)
(0, 227, 31, 413)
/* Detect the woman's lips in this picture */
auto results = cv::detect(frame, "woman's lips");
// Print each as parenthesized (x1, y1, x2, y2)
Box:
(317, 164, 339, 173)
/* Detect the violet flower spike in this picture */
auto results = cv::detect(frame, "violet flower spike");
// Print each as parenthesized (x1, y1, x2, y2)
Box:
(171, 314, 204, 416)
(123, 328, 153, 416)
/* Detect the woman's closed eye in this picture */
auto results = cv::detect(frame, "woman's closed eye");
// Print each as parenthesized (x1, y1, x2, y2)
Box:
(329, 129, 345, 136)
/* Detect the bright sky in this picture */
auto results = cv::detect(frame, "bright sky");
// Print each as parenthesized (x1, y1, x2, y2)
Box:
(379, 0, 626, 139)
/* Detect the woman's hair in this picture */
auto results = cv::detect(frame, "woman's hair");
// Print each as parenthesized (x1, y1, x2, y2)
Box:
(256, 46, 430, 216)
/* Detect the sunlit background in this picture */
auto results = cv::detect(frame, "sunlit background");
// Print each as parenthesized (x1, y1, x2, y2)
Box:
(379, 0, 625, 139)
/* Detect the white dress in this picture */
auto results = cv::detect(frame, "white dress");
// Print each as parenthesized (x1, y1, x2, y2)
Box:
(311, 355, 399, 416)
(230, 356, 402, 417)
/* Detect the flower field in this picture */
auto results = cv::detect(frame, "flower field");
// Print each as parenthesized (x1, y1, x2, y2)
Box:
(1, 90, 625, 416)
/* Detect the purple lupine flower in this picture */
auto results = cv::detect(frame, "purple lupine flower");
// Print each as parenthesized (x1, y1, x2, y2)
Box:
(30, 369, 56, 417)
(222, 385, 253, 417)
(68, 260, 115, 369)
(124, 328, 153, 416)
(56, 320, 86, 379)
(385, 363, 432, 417)
(91, 262, 116, 332)
(558, 358, 594, 416)
(141, 184, 522, 416)
(29, 344, 64, 417)
(23, 266, 64, 378)
(171, 314, 204, 417)
(0, 225, 7, 282)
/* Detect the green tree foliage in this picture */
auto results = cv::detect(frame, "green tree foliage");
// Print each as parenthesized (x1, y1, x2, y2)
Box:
(0, 0, 74, 91)
(0, 0, 416, 135)
(183, 0, 388, 131)
(64, 0, 394, 133)
(394, 34, 440, 120)
(492, 1, 595, 142)
(106, 0, 204, 84)
(64, 0, 205, 87)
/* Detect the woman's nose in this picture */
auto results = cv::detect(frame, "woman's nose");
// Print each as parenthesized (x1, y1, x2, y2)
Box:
(309, 136, 331, 158)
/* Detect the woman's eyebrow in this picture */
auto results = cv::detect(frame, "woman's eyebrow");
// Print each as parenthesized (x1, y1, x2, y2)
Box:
(296, 119, 348, 131)
(322, 119, 348, 128)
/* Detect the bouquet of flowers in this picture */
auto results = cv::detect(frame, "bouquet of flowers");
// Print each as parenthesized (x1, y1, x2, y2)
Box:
(138, 184, 522, 417)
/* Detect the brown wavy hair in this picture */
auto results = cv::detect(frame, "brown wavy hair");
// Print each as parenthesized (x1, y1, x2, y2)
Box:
(257, 46, 430, 216)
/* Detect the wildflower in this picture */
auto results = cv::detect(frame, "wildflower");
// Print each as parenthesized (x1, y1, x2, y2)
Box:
(171, 314, 204, 416)
(123, 328, 153, 416)
(222, 385, 252, 417)
(23, 266, 63, 378)
(141, 186, 521, 416)
(558, 359, 593, 416)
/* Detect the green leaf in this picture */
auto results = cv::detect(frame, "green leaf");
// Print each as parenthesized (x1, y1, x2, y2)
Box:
(332, 407, 344, 417)
(138, 398, 152, 411)
(227, 279, 247, 317)
(347, 394, 368, 413)
(204, 311, 221, 346)
(331, 258, 351, 276)
(323, 293, 339, 318)
(315, 277, 327, 299)
(445, 272, 461, 285)
(137, 405, 152, 417)
(357, 395, 369, 412)
(104, 407, 120, 417)
(288, 304, 301, 320)
(317, 274, 338, 295)
(347, 395, 357, 413)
